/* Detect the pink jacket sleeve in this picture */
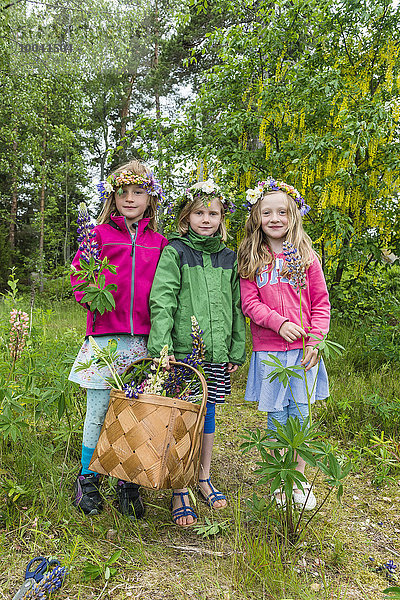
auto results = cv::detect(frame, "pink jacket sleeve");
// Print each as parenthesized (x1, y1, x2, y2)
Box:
(306, 258, 331, 346)
(240, 277, 289, 333)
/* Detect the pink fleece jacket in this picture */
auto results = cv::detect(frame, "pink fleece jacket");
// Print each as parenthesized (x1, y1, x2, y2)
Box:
(71, 215, 168, 336)
(240, 253, 330, 352)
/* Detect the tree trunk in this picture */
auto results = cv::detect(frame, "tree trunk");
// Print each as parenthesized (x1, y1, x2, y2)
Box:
(153, 0, 162, 156)
(39, 104, 47, 292)
(9, 128, 18, 253)
(119, 74, 135, 143)
(63, 149, 70, 265)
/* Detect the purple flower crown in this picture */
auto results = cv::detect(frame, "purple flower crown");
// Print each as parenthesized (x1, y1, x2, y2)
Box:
(97, 171, 166, 204)
(246, 177, 310, 215)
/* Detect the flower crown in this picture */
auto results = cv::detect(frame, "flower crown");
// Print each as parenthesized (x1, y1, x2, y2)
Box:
(245, 177, 310, 216)
(182, 179, 235, 213)
(97, 171, 166, 204)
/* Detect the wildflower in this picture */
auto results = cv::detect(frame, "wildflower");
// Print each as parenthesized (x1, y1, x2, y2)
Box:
(24, 565, 68, 599)
(246, 187, 262, 204)
(282, 241, 307, 291)
(164, 316, 205, 400)
(77, 202, 100, 266)
(245, 177, 310, 215)
(9, 309, 29, 361)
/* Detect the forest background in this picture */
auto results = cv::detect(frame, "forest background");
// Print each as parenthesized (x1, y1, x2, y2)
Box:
(1, 0, 400, 599)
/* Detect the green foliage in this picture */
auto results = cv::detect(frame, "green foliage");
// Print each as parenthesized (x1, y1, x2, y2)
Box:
(241, 417, 351, 542)
(365, 432, 400, 485)
(383, 588, 400, 599)
(0, 477, 29, 504)
(192, 516, 231, 538)
(331, 264, 400, 364)
(262, 354, 303, 386)
(72, 257, 118, 315)
(82, 550, 122, 581)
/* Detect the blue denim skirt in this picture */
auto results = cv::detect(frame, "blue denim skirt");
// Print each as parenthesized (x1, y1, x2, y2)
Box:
(245, 349, 329, 413)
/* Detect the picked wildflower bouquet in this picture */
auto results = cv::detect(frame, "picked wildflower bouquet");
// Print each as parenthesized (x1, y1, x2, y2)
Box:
(71, 203, 118, 315)
(87, 318, 208, 489)
(80, 316, 206, 403)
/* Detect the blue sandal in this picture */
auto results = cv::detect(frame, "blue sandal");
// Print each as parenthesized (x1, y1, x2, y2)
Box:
(198, 477, 227, 510)
(171, 491, 198, 528)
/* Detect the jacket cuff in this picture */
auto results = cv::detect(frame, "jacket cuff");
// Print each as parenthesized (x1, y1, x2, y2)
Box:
(268, 312, 289, 333)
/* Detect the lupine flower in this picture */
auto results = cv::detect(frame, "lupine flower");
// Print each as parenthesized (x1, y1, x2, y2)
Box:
(77, 202, 100, 266)
(124, 318, 206, 402)
(9, 309, 29, 360)
(24, 565, 68, 599)
(164, 316, 205, 400)
(282, 241, 307, 291)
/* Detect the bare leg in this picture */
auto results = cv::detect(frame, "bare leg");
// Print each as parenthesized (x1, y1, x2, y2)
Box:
(171, 487, 197, 527)
(198, 432, 227, 509)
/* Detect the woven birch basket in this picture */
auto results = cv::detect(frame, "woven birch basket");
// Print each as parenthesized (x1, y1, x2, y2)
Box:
(89, 358, 208, 489)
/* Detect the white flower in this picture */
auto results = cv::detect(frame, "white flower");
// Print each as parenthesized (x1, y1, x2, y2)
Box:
(104, 181, 114, 194)
(160, 344, 169, 368)
(246, 187, 262, 204)
(185, 190, 194, 201)
(200, 179, 216, 194)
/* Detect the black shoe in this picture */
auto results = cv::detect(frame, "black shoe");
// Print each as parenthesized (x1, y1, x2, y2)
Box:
(73, 470, 102, 516)
(116, 481, 145, 519)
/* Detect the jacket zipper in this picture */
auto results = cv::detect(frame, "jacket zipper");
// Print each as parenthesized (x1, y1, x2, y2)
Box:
(129, 221, 138, 335)
(277, 257, 288, 351)
(92, 310, 97, 332)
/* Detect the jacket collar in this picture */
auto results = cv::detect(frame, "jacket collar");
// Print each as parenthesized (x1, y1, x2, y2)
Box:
(184, 226, 224, 254)
(110, 214, 151, 234)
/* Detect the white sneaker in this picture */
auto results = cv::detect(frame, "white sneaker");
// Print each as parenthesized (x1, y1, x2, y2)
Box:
(272, 487, 286, 507)
(293, 484, 317, 510)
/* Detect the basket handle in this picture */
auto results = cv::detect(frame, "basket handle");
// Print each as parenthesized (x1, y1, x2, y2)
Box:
(123, 357, 208, 425)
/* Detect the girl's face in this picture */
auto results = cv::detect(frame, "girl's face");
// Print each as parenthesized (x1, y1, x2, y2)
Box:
(260, 192, 289, 247)
(115, 184, 150, 226)
(188, 198, 222, 236)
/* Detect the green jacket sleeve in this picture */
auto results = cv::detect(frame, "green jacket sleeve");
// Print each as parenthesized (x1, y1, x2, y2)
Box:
(148, 244, 181, 357)
(229, 261, 246, 365)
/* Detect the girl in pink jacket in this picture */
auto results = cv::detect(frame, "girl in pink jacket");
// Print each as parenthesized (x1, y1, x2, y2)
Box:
(238, 178, 330, 511)
(69, 159, 168, 519)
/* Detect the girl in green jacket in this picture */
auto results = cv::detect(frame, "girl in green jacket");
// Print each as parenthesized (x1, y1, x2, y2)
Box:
(148, 180, 246, 527)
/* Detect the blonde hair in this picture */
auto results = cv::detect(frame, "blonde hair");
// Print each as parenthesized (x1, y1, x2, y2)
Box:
(177, 196, 227, 241)
(97, 159, 158, 230)
(237, 191, 315, 280)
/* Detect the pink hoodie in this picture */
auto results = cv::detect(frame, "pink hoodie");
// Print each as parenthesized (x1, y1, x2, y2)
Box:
(71, 215, 168, 336)
(240, 253, 330, 352)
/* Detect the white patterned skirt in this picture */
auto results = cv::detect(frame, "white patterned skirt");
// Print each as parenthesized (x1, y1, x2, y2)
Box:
(68, 334, 148, 389)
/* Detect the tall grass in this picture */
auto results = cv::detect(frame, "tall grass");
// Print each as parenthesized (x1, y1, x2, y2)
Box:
(0, 297, 399, 599)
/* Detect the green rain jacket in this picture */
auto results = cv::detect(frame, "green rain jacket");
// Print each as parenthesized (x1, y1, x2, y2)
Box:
(148, 227, 246, 364)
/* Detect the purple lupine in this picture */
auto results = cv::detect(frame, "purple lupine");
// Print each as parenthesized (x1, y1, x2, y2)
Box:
(164, 317, 205, 399)
(282, 241, 307, 291)
(77, 202, 100, 267)
(24, 566, 68, 599)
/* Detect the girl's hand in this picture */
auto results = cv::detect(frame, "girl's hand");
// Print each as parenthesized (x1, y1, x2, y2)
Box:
(165, 354, 176, 370)
(152, 354, 176, 370)
(278, 321, 307, 342)
(301, 345, 319, 371)
(227, 362, 238, 373)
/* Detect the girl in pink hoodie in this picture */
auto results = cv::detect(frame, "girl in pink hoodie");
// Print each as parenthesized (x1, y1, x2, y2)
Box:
(238, 178, 330, 511)
(69, 159, 168, 519)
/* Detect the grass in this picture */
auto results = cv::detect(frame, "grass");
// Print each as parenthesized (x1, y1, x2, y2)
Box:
(0, 299, 399, 599)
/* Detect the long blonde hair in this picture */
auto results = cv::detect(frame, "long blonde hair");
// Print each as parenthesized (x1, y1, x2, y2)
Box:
(97, 159, 158, 230)
(237, 191, 315, 280)
(177, 196, 227, 241)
